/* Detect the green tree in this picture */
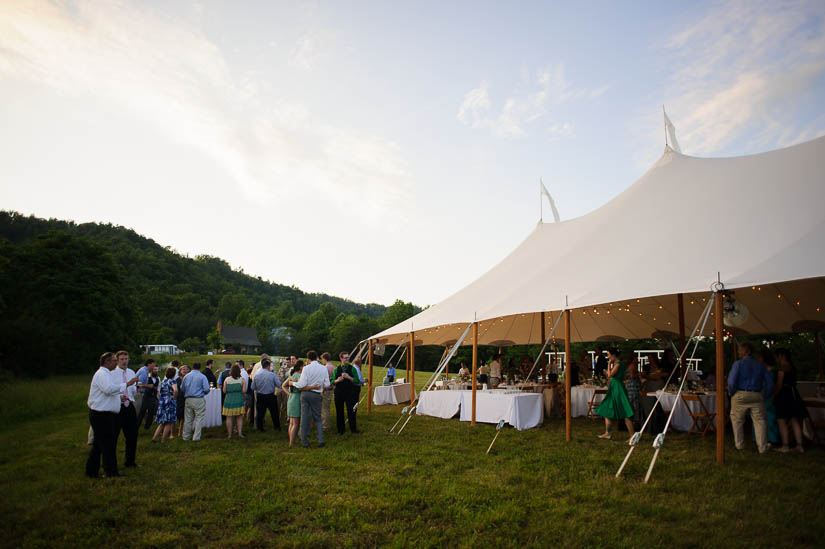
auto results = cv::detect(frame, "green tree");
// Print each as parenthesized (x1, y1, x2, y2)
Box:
(206, 329, 223, 352)
(217, 292, 249, 323)
(379, 299, 419, 330)
(302, 309, 330, 351)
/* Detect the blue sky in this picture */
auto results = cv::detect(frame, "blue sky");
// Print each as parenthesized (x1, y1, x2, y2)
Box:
(1, 0, 824, 306)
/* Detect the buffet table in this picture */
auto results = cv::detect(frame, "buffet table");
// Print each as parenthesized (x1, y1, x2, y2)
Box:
(417, 390, 543, 430)
(204, 387, 222, 428)
(373, 383, 412, 405)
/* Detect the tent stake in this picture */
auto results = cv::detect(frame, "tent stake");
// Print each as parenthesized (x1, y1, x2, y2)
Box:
(486, 420, 506, 454)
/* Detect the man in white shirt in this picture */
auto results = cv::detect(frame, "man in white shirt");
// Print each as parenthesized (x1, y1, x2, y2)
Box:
(490, 354, 502, 387)
(112, 350, 140, 468)
(87, 352, 138, 478)
(293, 350, 330, 448)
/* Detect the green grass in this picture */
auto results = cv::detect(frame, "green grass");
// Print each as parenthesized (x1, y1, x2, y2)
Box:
(1, 374, 823, 547)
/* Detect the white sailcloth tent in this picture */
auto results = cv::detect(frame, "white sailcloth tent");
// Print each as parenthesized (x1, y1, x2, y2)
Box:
(372, 135, 825, 346)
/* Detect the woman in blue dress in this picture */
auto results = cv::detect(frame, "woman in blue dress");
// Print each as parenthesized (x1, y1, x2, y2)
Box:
(596, 348, 636, 440)
(152, 367, 178, 443)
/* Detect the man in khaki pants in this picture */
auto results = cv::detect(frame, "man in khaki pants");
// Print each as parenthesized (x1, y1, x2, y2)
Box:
(728, 342, 774, 453)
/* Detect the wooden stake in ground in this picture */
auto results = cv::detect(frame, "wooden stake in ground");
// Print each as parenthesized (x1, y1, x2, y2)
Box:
(368, 339, 374, 414)
(472, 321, 478, 425)
(715, 291, 725, 465)
(564, 308, 572, 442)
(486, 419, 506, 454)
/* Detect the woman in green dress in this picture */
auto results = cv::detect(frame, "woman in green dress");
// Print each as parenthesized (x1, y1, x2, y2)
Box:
(283, 360, 304, 448)
(222, 363, 246, 439)
(596, 348, 636, 440)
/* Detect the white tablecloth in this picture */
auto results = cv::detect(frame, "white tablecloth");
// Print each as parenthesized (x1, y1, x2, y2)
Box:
(570, 387, 605, 418)
(654, 391, 717, 432)
(373, 383, 412, 405)
(417, 390, 464, 418)
(204, 387, 222, 428)
(458, 391, 544, 430)
(417, 390, 543, 430)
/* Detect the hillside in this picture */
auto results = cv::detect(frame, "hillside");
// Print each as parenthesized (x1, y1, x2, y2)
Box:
(0, 211, 419, 376)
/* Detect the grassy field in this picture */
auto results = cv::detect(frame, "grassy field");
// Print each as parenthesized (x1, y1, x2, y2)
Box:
(1, 373, 823, 548)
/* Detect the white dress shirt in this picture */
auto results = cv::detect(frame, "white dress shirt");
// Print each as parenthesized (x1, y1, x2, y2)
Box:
(293, 360, 331, 393)
(240, 368, 250, 383)
(490, 360, 501, 378)
(115, 366, 137, 406)
(88, 367, 127, 412)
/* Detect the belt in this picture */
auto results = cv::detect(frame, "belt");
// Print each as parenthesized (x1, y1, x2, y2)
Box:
(738, 389, 760, 392)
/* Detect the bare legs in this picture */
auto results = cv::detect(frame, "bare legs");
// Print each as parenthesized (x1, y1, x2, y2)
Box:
(288, 417, 300, 447)
(152, 423, 175, 442)
(600, 417, 635, 439)
(777, 418, 804, 452)
(226, 415, 244, 439)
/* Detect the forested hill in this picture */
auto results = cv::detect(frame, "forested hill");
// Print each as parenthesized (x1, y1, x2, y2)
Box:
(0, 211, 419, 376)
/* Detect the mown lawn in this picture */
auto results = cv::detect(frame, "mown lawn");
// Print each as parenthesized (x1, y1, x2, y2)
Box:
(1, 374, 823, 548)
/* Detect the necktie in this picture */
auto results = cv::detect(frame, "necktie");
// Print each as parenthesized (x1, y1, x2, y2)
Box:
(122, 369, 130, 407)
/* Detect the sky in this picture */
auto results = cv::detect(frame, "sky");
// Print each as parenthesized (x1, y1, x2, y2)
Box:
(1, 0, 824, 307)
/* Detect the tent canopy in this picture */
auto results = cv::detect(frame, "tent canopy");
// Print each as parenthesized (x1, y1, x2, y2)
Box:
(372, 136, 825, 346)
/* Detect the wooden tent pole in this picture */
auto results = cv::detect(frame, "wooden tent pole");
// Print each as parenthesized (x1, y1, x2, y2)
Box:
(410, 331, 416, 402)
(564, 309, 572, 442)
(368, 339, 374, 414)
(817, 332, 823, 380)
(540, 312, 547, 379)
(677, 293, 686, 378)
(472, 322, 478, 425)
(715, 292, 725, 465)
(405, 341, 409, 382)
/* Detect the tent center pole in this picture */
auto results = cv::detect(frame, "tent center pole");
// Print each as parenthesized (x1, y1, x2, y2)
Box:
(677, 293, 686, 378)
(471, 322, 478, 425)
(564, 309, 572, 442)
(715, 292, 725, 465)
(410, 332, 415, 402)
(368, 340, 374, 414)
(541, 312, 547, 379)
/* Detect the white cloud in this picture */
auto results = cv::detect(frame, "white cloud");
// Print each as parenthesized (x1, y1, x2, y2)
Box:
(457, 65, 604, 139)
(0, 0, 410, 223)
(660, 0, 825, 156)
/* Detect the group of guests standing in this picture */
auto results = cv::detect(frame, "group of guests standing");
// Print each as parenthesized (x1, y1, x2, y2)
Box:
(586, 342, 811, 453)
(86, 349, 368, 477)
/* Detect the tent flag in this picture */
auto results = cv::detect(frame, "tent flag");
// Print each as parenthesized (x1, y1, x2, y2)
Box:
(663, 107, 682, 153)
(540, 179, 561, 223)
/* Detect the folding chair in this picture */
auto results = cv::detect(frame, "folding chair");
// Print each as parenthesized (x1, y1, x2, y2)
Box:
(681, 393, 716, 435)
(587, 389, 607, 419)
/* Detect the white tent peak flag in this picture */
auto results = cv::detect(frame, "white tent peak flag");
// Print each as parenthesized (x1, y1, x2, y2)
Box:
(663, 106, 682, 154)
(540, 179, 561, 223)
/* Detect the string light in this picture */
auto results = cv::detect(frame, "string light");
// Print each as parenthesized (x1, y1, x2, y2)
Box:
(690, 300, 695, 305)
(658, 305, 663, 309)
(777, 294, 782, 299)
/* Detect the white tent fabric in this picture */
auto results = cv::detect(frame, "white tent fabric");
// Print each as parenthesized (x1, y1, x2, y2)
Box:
(373, 136, 825, 346)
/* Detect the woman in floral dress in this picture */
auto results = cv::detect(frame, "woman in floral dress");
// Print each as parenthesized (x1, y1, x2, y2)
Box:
(152, 367, 178, 443)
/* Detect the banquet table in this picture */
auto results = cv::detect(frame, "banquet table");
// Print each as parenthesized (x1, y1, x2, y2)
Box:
(417, 390, 543, 430)
(417, 390, 463, 419)
(570, 386, 605, 418)
(458, 391, 543, 430)
(373, 383, 412, 405)
(654, 391, 717, 432)
(204, 387, 222, 428)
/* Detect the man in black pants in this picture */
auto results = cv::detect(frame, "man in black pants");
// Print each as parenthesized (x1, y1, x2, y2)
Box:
(87, 352, 138, 478)
(136, 360, 159, 430)
(333, 352, 359, 434)
(252, 359, 282, 431)
(113, 350, 139, 468)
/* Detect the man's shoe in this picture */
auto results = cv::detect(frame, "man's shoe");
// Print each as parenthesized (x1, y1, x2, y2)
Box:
(86, 473, 101, 479)
(318, 442, 325, 448)
(125, 463, 138, 468)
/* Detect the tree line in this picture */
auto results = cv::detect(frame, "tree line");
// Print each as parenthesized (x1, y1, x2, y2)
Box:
(0, 211, 420, 377)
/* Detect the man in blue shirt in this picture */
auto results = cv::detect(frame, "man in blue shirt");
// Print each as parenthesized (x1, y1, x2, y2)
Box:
(728, 341, 774, 453)
(386, 363, 396, 383)
(252, 359, 282, 432)
(181, 362, 211, 441)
